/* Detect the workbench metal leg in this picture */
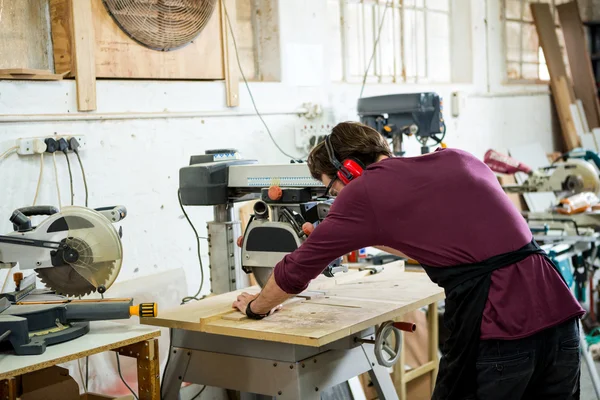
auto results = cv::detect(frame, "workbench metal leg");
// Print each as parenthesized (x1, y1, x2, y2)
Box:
(0, 378, 17, 400)
(114, 338, 161, 400)
(361, 343, 399, 400)
(428, 301, 439, 393)
(161, 346, 192, 400)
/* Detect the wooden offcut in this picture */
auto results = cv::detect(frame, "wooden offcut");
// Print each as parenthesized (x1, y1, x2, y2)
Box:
(0, 69, 65, 81)
(531, 3, 580, 150)
(69, 0, 97, 111)
(142, 262, 445, 347)
(558, 1, 600, 130)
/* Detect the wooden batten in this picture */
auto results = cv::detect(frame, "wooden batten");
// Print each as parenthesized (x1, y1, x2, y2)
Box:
(49, 0, 236, 109)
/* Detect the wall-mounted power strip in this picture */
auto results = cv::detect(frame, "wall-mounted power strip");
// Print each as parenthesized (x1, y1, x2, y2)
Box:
(16, 135, 86, 156)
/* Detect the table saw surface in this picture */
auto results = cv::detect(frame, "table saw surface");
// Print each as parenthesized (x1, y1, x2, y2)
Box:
(142, 262, 444, 347)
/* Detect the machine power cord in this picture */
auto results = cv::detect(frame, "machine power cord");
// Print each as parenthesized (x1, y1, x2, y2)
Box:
(221, 1, 301, 162)
(32, 153, 44, 206)
(190, 386, 206, 399)
(178, 189, 207, 305)
(52, 153, 62, 208)
(115, 352, 139, 400)
(62, 150, 75, 206)
(359, 2, 391, 99)
(0, 146, 17, 161)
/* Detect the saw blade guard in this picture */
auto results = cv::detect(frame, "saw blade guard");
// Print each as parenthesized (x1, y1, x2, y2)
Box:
(40, 206, 123, 296)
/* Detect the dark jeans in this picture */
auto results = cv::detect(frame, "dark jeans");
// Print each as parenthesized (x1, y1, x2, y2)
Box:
(475, 318, 581, 400)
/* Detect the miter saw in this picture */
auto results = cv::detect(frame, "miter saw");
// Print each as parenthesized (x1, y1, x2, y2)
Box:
(485, 149, 600, 196)
(0, 205, 126, 297)
(0, 205, 157, 355)
(179, 149, 347, 294)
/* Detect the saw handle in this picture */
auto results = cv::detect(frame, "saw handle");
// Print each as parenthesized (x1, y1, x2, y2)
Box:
(11, 206, 60, 232)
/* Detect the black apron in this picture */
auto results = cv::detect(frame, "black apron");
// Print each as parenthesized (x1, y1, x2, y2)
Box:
(421, 240, 568, 400)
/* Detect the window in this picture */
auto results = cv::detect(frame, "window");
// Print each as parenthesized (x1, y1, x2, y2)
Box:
(235, 0, 281, 82)
(503, 0, 570, 81)
(329, 0, 452, 84)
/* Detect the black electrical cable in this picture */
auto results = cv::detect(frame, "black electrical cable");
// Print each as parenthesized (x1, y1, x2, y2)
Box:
(0, 330, 11, 342)
(359, 2, 391, 99)
(178, 189, 206, 304)
(115, 352, 139, 400)
(221, 2, 301, 162)
(85, 356, 89, 391)
(57, 138, 74, 205)
(69, 138, 89, 207)
(190, 386, 206, 400)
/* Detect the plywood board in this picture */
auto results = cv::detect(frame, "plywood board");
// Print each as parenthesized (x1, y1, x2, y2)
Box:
(50, 0, 225, 80)
(0, 321, 160, 380)
(143, 263, 444, 347)
(0, 1, 53, 70)
(531, 3, 580, 151)
(558, 1, 600, 130)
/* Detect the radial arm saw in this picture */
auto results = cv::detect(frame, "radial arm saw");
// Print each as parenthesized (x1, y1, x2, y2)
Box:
(179, 150, 347, 294)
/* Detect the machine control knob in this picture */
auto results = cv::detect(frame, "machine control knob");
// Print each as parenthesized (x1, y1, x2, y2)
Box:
(302, 222, 314, 236)
(13, 272, 24, 290)
(268, 186, 283, 201)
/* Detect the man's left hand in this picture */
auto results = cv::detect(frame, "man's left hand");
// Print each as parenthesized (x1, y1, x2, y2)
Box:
(232, 292, 282, 316)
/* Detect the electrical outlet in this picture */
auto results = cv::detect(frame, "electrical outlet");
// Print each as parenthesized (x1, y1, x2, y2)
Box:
(15, 135, 86, 156)
(295, 120, 332, 153)
(66, 135, 86, 151)
(16, 138, 46, 155)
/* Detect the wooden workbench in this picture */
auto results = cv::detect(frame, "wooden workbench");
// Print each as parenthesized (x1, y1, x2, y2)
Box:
(143, 262, 444, 399)
(0, 321, 161, 400)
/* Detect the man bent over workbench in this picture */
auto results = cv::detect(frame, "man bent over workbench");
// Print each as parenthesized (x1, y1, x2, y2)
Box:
(233, 121, 583, 400)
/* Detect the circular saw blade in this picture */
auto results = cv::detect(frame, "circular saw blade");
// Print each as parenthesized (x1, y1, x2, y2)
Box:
(251, 267, 273, 288)
(38, 206, 123, 297)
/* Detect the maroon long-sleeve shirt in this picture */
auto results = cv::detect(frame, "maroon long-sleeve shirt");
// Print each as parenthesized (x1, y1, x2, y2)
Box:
(273, 147, 584, 340)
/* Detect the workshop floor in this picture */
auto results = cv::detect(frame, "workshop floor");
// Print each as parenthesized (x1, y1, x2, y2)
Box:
(582, 361, 600, 400)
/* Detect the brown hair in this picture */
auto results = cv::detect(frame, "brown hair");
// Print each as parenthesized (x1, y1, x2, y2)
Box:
(307, 121, 392, 181)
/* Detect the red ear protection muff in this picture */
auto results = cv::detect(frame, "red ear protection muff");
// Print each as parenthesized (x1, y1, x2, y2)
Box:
(324, 135, 364, 185)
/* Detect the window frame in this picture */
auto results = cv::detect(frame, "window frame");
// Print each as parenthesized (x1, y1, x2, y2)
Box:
(334, 0, 453, 84)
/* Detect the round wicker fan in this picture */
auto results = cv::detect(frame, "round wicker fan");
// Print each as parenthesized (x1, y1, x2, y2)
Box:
(102, 0, 218, 51)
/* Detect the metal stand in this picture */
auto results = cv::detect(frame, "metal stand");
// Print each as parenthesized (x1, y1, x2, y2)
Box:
(208, 204, 249, 294)
(161, 329, 400, 400)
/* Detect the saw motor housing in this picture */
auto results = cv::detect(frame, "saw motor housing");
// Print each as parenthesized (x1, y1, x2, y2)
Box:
(240, 189, 344, 287)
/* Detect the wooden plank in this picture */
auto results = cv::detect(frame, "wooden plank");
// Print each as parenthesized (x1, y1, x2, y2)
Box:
(143, 268, 444, 347)
(0, 377, 17, 400)
(0, 322, 161, 380)
(115, 339, 160, 400)
(558, 1, 600, 129)
(404, 361, 436, 383)
(0, 1, 52, 70)
(554, 76, 581, 150)
(531, 3, 580, 150)
(69, 0, 97, 111)
(0, 68, 54, 75)
(220, 0, 240, 107)
(50, 0, 225, 80)
(0, 73, 64, 81)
